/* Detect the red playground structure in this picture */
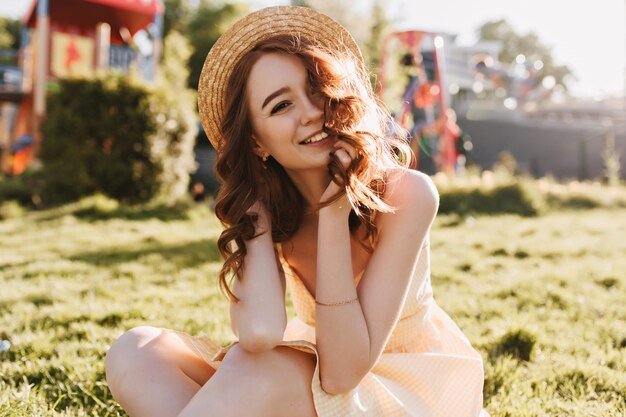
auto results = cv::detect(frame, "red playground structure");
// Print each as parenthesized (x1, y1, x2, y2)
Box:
(0, 0, 164, 175)
(378, 30, 461, 175)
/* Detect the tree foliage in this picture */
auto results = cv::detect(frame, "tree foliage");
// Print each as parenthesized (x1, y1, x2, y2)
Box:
(363, 0, 391, 90)
(152, 30, 198, 203)
(304, 0, 370, 48)
(0, 17, 20, 50)
(477, 19, 574, 89)
(161, 1, 249, 89)
(185, 2, 249, 90)
(162, 0, 192, 39)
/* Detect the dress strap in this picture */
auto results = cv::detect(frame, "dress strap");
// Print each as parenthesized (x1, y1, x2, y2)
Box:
(275, 242, 288, 267)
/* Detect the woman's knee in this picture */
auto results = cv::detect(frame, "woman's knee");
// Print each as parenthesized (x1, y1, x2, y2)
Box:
(104, 326, 166, 392)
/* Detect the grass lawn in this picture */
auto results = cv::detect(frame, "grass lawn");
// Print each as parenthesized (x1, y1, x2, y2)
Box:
(0, 197, 624, 416)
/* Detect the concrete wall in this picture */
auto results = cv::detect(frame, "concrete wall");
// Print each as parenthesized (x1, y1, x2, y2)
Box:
(457, 116, 626, 180)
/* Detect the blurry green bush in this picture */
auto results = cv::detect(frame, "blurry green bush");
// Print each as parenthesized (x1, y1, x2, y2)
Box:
(0, 169, 44, 208)
(0, 175, 30, 206)
(38, 31, 196, 206)
(41, 76, 156, 204)
(434, 168, 626, 217)
(439, 181, 544, 217)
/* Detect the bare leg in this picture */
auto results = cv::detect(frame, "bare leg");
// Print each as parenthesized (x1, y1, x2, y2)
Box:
(105, 326, 216, 417)
(105, 326, 318, 417)
(178, 343, 318, 417)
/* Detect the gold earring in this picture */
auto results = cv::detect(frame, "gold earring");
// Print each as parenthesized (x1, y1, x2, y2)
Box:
(261, 152, 269, 162)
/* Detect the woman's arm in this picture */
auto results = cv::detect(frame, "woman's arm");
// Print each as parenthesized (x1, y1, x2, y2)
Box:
(316, 168, 439, 394)
(229, 203, 287, 353)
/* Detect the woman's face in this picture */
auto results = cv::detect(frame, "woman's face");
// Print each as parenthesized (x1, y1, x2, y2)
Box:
(246, 52, 336, 172)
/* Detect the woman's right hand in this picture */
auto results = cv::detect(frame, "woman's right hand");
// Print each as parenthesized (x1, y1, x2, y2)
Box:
(247, 201, 271, 235)
(319, 140, 357, 219)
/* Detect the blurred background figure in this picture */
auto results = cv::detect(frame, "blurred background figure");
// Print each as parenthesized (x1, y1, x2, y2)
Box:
(436, 108, 461, 175)
(9, 133, 33, 175)
(190, 180, 205, 203)
(381, 30, 448, 175)
(400, 50, 439, 173)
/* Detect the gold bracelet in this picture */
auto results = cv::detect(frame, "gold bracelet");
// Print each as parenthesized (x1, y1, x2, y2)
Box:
(315, 296, 359, 307)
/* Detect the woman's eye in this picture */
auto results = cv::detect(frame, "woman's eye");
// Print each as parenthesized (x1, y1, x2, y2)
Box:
(271, 101, 291, 114)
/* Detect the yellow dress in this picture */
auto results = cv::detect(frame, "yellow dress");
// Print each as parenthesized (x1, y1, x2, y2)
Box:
(170, 239, 489, 416)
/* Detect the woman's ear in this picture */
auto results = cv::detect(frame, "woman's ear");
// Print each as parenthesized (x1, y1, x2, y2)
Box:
(251, 137, 270, 162)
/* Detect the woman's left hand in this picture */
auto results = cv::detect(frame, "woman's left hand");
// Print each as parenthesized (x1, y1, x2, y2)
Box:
(319, 140, 357, 219)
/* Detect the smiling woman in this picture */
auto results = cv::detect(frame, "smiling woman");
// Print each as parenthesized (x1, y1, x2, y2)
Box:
(214, 32, 412, 296)
(103, 6, 489, 417)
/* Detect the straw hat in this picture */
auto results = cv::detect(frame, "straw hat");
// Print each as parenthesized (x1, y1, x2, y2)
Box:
(197, 6, 363, 152)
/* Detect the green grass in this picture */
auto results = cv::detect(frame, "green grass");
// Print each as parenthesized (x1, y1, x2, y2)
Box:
(1, 195, 625, 416)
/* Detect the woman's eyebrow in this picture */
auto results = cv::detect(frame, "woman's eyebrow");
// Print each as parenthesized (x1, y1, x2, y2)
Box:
(262, 87, 290, 109)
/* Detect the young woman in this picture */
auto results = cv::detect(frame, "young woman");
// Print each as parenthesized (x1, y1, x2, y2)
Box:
(104, 6, 488, 417)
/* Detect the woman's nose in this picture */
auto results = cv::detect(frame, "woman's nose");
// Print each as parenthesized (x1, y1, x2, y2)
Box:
(300, 95, 323, 126)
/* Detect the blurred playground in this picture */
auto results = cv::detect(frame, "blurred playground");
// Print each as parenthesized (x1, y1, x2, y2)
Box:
(0, 0, 624, 202)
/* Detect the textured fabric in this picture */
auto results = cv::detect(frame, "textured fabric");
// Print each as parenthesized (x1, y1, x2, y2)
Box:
(170, 239, 489, 416)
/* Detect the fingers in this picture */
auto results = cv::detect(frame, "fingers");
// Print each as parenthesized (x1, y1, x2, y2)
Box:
(333, 139, 358, 161)
(321, 139, 355, 215)
(334, 148, 352, 169)
(332, 139, 359, 171)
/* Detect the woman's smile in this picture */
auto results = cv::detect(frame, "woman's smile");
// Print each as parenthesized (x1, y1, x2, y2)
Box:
(300, 131, 328, 144)
(299, 132, 336, 147)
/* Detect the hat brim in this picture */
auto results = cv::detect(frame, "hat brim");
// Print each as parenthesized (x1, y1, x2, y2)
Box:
(197, 6, 363, 152)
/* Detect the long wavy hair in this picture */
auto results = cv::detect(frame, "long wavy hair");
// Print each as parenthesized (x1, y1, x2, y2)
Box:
(214, 34, 413, 301)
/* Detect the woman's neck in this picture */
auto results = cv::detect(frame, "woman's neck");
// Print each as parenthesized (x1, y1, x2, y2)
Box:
(285, 167, 331, 210)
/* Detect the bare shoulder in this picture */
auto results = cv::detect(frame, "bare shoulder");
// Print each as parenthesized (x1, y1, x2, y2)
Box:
(374, 167, 439, 239)
(383, 167, 439, 212)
